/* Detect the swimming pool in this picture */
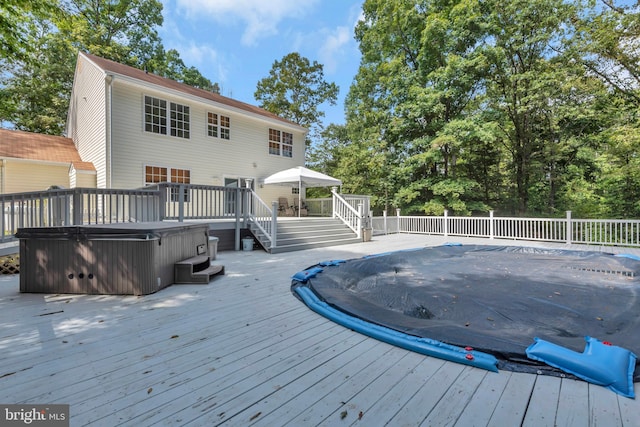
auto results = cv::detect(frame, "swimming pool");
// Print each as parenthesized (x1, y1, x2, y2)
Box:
(292, 245, 640, 389)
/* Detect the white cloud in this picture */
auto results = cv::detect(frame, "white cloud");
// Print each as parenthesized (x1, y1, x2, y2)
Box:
(174, 0, 319, 46)
(159, 2, 228, 84)
(318, 26, 351, 74)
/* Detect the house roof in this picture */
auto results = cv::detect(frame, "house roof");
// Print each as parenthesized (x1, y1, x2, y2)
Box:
(71, 161, 97, 172)
(0, 129, 94, 169)
(82, 52, 306, 131)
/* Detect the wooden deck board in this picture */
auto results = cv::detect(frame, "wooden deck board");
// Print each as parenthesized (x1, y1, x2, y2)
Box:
(521, 375, 561, 427)
(453, 370, 513, 426)
(280, 344, 424, 426)
(0, 234, 638, 426)
(420, 366, 489, 426)
(555, 378, 590, 427)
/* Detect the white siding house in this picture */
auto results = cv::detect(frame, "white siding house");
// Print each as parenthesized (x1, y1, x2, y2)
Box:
(66, 52, 308, 203)
(0, 129, 96, 193)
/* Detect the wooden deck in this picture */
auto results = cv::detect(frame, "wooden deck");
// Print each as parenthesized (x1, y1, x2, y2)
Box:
(1, 234, 638, 426)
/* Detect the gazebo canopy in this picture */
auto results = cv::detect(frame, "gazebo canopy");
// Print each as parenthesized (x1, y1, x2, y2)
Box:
(263, 166, 342, 187)
(263, 166, 342, 217)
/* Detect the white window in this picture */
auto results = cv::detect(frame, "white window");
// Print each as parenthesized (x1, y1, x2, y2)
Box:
(145, 165, 190, 202)
(269, 128, 293, 157)
(144, 95, 190, 139)
(170, 102, 190, 138)
(144, 96, 167, 135)
(269, 128, 281, 155)
(282, 131, 293, 158)
(208, 112, 230, 140)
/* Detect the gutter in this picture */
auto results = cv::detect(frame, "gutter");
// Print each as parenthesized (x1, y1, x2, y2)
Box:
(105, 74, 113, 188)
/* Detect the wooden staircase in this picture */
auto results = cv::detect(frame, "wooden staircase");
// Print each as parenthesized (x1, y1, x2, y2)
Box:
(250, 217, 361, 254)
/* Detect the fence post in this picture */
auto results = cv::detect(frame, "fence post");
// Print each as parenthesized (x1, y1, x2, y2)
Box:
(383, 210, 387, 235)
(443, 209, 448, 237)
(271, 200, 278, 249)
(566, 210, 572, 245)
(357, 203, 363, 239)
(396, 208, 401, 233)
(489, 210, 494, 239)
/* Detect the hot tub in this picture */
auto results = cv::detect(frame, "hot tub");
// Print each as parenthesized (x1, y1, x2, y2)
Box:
(16, 222, 211, 295)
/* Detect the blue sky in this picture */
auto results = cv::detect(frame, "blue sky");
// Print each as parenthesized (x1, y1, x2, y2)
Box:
(158, 0, 364, 126)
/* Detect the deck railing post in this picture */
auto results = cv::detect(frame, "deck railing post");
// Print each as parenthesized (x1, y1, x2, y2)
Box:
(331, 186, 338, 219)
(155, 184, 165, 221)
(178, 184, 185, 222)
(443, 209, 449, 237)
(383, 210, 387, 235)
(244, 179, 253, 224)
(357, 203, 363, 239)
(72, 188, 83, 225)
(490, 210, 494, 239)
(566, 210, 572, 245)
(271, 200, 278, 249)
(235, 186, 241, 251)
(396, 208, 401, 233)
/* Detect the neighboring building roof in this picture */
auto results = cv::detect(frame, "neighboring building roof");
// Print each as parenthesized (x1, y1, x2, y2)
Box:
(71, 161, 97, 172)
(0, 129, 92, 166)
(82, 52, 306, 131)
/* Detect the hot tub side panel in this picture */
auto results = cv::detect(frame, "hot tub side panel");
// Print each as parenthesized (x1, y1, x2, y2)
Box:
(18, 222, 211, 295)
(20, 238, 159, 295)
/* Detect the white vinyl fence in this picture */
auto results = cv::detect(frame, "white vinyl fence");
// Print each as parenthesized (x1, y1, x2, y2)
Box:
(371, 210, 640, 247)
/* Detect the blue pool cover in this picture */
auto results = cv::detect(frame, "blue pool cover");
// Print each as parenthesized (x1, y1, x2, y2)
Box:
(291, 245, 640, 384)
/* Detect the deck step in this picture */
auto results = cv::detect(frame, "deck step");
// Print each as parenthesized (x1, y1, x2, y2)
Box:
(174, 255, 225, 284)
(250, 218, 363, 253)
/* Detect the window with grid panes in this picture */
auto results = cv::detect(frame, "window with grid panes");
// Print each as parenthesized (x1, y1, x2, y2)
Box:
(282, 131, 293, 158)
(170, 168, 190, 202)
(207, 112, 218, 137)
(144, 96, 167, 135)
(269, 128, 281, 155)
(220, 115, 230, 139)
(145, 165, 167, 184)
(170, 102, 190, 138)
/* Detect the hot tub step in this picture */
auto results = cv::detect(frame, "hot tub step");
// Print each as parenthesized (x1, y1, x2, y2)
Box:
(175, 255, 225, 284)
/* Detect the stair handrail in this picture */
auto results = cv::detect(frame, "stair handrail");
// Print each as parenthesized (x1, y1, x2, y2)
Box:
(332, 187, 362, 239)
(247, 189, 277, 247)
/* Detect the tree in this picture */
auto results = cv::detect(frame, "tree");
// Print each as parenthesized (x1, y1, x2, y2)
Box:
(344, 0, 494, 214)
(570, 0, 640, 106)
(480, 0, 579, 214)
(58, 0, 164, 67)
(254, 52, 339, 145)
(0, 20, 75, 134)
(1, 0, 218, 133)
(150, 49, 219, 93)
(0, 0, 59, 64)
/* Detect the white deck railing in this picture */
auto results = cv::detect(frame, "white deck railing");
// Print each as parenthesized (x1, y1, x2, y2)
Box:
(332, 188, 363, 238)
(371, 210, 640, 247)
(248, 190, 276, 248)
(8, 186, 638, 249)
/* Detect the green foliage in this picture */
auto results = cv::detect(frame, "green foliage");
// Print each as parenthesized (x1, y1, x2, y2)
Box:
(0, 0, 60, 64)
(1, 0, 218, 134)
(254, 52, 339, 146)
(328, 0, 640, 219)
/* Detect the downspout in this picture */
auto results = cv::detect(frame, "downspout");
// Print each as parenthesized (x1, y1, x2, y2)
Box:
(105, 74, 113, 189)
(0, 159, 5, 193)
